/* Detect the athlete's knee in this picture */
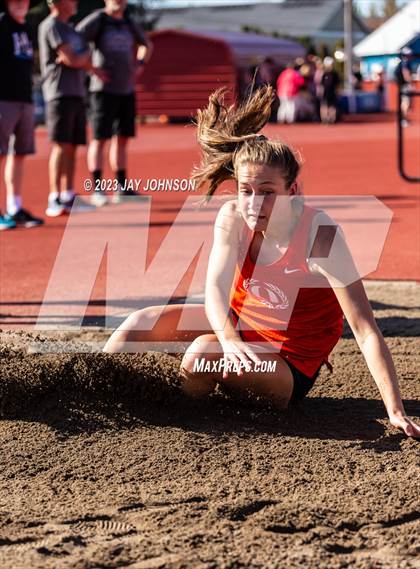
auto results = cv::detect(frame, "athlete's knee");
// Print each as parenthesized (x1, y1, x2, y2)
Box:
(181, 334, 219, 373)
(124, 306, 161, 333)
(179, 334, 220, 396)
(179, 363, 216, 398)
(103, 306, 161, 352)
(179, 351, 218, 398)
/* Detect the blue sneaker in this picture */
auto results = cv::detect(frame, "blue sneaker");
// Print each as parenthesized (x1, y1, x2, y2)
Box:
(10, 208, 44, 228)
(0, 212, 16, 230)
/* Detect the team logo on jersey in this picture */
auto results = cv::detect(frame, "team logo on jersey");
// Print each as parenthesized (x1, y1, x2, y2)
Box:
(243, 278, 289, 310)
(12, 32, 33, 60)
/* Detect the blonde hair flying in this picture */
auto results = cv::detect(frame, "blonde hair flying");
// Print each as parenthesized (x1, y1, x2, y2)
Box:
(192, 85, 302, 198)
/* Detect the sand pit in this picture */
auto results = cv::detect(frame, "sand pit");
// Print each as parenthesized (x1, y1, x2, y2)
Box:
(0, 281, 419, 568)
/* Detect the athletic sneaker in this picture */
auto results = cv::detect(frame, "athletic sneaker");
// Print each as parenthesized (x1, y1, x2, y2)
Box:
(45, 197, 66, 217)
(91, 192, 108, 207)
(111, 188, 145, 204)
(61, 194, 96, 213)
(0, 212, 16, 230)
(9, 208, 44, 228)
(111, 189, 123, 204)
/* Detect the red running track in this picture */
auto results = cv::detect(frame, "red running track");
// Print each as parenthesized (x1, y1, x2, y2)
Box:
(0, 118, 419, 329)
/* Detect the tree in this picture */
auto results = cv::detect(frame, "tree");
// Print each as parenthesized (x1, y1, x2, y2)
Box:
(352, 0, 365, 19)
(128, 1, 160, 31)
(368, 2, 380, 18)
(382, 0, 399, 19)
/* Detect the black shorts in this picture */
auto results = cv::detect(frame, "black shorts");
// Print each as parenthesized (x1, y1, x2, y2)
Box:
(286, 359, 322, 405)
(321, 93, 338, 107)
(46, 96, 86, 145)
(89, 92, 136, 139)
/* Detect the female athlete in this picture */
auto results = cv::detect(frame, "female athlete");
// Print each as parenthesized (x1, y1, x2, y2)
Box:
(104, 86, 420, 439)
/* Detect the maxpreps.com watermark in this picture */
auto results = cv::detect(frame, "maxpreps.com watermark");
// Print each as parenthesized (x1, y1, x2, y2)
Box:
(83, 178, 196, 192)
(193, 358, 277, 374)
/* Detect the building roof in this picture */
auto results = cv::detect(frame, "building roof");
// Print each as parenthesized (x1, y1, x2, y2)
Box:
(354, 0, 420, 57)
(176, 28, 306, 62)
(152, 0, 367, 40)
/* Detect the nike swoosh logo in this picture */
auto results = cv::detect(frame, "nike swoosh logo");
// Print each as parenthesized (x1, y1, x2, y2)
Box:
(284, 268, 301, 274)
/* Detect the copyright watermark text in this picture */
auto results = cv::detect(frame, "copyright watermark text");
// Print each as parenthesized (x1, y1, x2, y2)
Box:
(83, 178, 196, 192)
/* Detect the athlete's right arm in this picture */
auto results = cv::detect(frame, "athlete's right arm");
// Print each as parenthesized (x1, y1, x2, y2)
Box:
(205, 201, 239, 340)
(205, 201, 262, 377)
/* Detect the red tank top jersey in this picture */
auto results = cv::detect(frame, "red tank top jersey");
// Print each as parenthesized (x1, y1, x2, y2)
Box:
(229, 204, 344, 377)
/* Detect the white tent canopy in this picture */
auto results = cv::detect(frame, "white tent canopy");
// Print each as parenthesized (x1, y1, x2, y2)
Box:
(354, 0, 420, 57)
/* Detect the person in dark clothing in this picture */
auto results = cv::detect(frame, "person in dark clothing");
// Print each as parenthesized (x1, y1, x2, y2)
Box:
(320, 57, 340, 124)
(352, 64, 363, 91)
(395, 47, 414, 127)
(39, 0, 107, 217)
(0, 0, 44, 229)
(77, 0, 152, 206)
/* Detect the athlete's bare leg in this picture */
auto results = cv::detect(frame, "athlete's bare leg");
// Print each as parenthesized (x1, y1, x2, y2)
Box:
(103, 304, 212, 353)
(181, 334, 294, 408)
(104, 305, 294, 407)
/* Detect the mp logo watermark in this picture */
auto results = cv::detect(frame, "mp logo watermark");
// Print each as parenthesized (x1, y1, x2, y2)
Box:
(31, 195, 392, 353)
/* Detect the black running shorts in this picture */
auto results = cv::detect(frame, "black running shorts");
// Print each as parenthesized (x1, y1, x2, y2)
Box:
(285, 358, 322, 405)
(46, 96, 86, 145)
(89, 92, 136, 139)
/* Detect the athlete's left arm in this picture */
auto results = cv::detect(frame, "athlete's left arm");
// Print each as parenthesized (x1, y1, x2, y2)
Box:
(309, 219, 420, 439)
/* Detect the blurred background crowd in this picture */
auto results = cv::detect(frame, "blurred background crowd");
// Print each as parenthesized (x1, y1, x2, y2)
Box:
(0, 0, 419, 230)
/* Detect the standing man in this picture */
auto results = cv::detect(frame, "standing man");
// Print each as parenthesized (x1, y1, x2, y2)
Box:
(0, 0, 43, 229)
(77, 0, 152, 206)
(39, 0, 105, 217)
(395, 47, 414, 127)
(320, 57, 340, 124)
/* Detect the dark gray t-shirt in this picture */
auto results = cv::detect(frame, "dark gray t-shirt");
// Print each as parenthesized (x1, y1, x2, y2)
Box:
(76, 10, 147, 95)
(38, 14, 87, 102)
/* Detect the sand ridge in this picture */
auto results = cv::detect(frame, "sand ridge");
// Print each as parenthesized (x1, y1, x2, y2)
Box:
(0, 281, 419, 568)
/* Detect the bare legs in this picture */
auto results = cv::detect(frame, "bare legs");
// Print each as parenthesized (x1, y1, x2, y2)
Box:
(400, 94, 411, 125)
(104, 304, 294, 409)
(180, 333, 294, 408)
(103, 304, 211, 353)
(62, 145, 76, 192)
(49, 142, 77, 196)
(87, 136, 128, 174)
(320, 103, 337, 124)
(87, 138, 105, 173)
(5, 154, 24, 201)
(109, 136, 128, 172)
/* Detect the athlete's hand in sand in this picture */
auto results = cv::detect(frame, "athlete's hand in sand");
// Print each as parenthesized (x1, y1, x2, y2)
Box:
(219, 337, 262, 380)
(389, 414, 420, 439)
